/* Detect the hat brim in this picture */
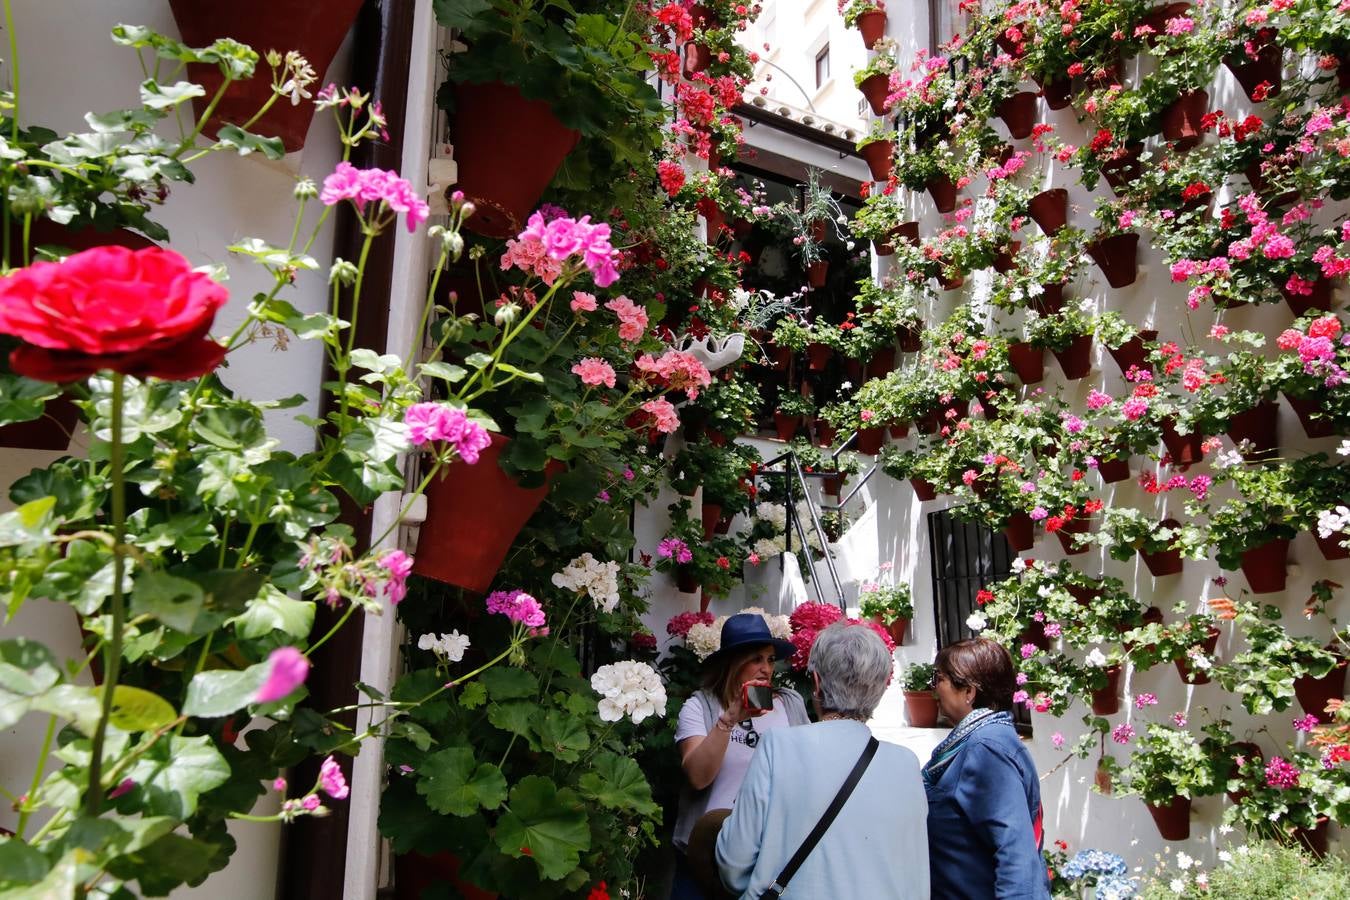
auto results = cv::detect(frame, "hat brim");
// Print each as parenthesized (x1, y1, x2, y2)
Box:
(704, 635, 798, 670)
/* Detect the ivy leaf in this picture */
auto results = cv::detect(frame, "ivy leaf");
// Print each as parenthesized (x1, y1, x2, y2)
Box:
(493, 776, 591, 880)
(0, 374, 61, 426)
(0, 496, 58, 549)
(182, 661, 269, 718)
(130, 571, 205, 634)
(433, 0, 494, 31)
(415, 746, 508, 816)
(577, 751, 658, 816)
(0, 836, 49, 885)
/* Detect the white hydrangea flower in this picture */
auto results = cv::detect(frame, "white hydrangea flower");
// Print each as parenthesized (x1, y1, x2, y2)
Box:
(1085, 647, 1108, 667)
(590, 660, 667, 724)
(552, 552, 621, 613)
(966, 611, 988, 632)
(754, 536, 784, 559)
(756, 501, 787, 530)
(686, 622, 721, 660)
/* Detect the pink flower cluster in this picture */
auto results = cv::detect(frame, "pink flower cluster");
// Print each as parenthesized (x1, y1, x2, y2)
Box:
(320, 755, 349, 800)
(485, 589, 547, 629)
(636, 350, 712, 399)
(1276, 315, 1348, 385)
(509, 210, 621, 287)
(320, 162, 430, 232)
(404, 403, 494, 463)
(641, 397, 681, 433)
(1265, 755, 1301, 789)
(667, 610, 715, 638)
(786, 602, 847, 671)
(657, 537, 693, 564)
(572, 357, 617, 388)
(255, 646, 310, 704)
(606, 296, 649, 342)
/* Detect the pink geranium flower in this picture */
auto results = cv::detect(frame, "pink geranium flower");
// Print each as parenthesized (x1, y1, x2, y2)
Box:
(255, 646, 310, 703)
(572, 357, 617, 388)
(320, 755, 350, 799)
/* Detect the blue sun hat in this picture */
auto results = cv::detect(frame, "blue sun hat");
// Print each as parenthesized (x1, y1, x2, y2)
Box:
(705, 612, 796, 667)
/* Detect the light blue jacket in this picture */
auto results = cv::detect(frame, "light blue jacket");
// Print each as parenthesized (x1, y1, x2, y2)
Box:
(715, 719, 930, 899)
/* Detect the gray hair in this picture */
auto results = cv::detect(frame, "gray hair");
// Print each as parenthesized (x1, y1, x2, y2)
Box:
(807, 622, 893, 720)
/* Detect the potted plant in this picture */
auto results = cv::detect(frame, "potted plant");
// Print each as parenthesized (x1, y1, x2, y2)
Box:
(774, 388, 816, 441)
(859, 580, 914, 645)
(856, 121, 897, 182)
(1100, 722, 1221, 841)
(1023, 301, 1099, 380)
(853, 40, 901, 115)
(850, 188, 906, 255)
(902, 661, 940, 727)
(1085, 198, 1141, 288)
(844, 0, 889, 50)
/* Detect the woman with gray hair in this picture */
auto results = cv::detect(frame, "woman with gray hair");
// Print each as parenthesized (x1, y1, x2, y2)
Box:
(714, 622, 930, 898)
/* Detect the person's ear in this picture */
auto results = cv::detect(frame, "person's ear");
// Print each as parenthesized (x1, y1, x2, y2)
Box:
(811, 670, 821, 697)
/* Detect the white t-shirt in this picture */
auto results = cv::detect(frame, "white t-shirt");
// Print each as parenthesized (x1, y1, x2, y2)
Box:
(673, 694, 791, 848)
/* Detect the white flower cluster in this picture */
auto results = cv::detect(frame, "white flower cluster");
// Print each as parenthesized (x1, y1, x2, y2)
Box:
(686, 622, 722, 660)
(756, 501, 786, 530)
(417, 631, 470, 662)
(1316, 505, 1350, 545)
(552, 552, 621, 613)
(738, 607, 792, 641)
(590, 660, 666, 724)
(1085, 647, 1108, 667)
(965, 611, 988, 632)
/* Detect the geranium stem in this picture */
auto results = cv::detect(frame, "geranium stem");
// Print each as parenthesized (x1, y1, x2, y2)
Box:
(306, 602, 357, 659)
(86, 372, 127, 816)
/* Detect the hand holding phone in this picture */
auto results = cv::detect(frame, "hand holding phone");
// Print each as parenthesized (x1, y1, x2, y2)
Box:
(741, 681, 774, 715)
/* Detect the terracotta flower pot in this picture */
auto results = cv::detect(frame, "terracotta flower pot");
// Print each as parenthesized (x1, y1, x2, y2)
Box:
(1033, 282, 1066, 315)
(1052, 335, 1094, 380)
(857, 427, 885, 456)
(859, 73, 890, 115)
(1019, 622, 1052, 652)
(1284, 392, 1336, 438)
(806, 260, 829, 288)
(937, 269, 965, 291)
(910, 478, 938, 501)
(993, 241, 1022, 274)
(168, 0, 365, 153)
(1245, 161, 1299, 208)
(1101, 143, 1144, 194)
(1141, 544, 1183, 578)
(768, 344, 792, 372)
(1086, 233, 1140, 288)
(898, 323, 923, 352)
(806, 342, 832, 370)
(903, 690, 940, 727)
(701, 503, 722, 541)
(1003, 512, 1035, 552)
(682, 41, 711, 78)
(816, 420, 838, 447)
(1028, 188, 1069, 235)
(1294, 657, 1347, 723)
(860, 139, 894, 181)
(926, 173, 958, 213)
(822, 474, 843, 497)
(703, 204, 727, 243)
(997, 91, 1039, 140)
(1008, 342, 1044, 385)
(1160, 419, 1204, 467)
(1145, 796, 1191, 842)
(1225, 399, 1279, 460)
(874, 237, 895, 257)
(1225, 44, 1282, 102)
(1090, 665, 1123, 715)
(889, 616, 910, 646)
(1161, 90, 1208, 149)
(1278, 277, 1333, 317)
(714, 513, 733, 535)
(773, 413, 801, 441)
(894, 221, 920, 247)
(857, 10, 888, 49)
(1240, 537, 1290, 594)
(866, 347, 897, 379)
(1315, 529, 1350, 561)
(1294, 819, 1330, 857)
(1041, 77, 1072, 110)
(1054, 516, 1091, 556)
(414, 434, 563, 593)
(1139, 2, 1194, 43)
(890, 422, 910, 439)
(1106, 330, 1157, 375)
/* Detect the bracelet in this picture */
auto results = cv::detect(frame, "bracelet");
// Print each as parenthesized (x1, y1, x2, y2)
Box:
(714, 717, 735, 733)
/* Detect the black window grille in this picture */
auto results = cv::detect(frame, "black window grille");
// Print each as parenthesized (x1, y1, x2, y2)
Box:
(926, 508, 1030, 733)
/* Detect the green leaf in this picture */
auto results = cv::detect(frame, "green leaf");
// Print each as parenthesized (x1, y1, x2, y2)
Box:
(191, 405, 268, 450)
(138, 79, 206, 110)
(182, 661, 269, 718)
(533, 709, 589, 762)
(577, 751, 658, 816)
(0, 375, 61, 426)
(486, 701, 537, 744)
(495, 362, 544, 383)
(124, 735, 231, 818)
(350, 348, 403, 377)
(0, 638, 62, 696)
(28, 684, 104, 735)
(0, 836, 50, 885)
(493, 777, 591, 880)
(417, 361, 467, 383)
(214, 124, 285, 159)
(228, 584, 314, 640)
(0, 496, 58, 549)
(130, 571, 205, 634)
(34, 538, 119, 615)
(464, 352, 494, 369)
(109, 686, 177, 732)
(433, 0, 494, 31)
(415, 746, 508, 816)
(457, 681, 487, 710)
(378, 778, 451, 855)
(108, 831, 218, 895)
(481, 666, 538, 700)
(1, 847, 85, 898)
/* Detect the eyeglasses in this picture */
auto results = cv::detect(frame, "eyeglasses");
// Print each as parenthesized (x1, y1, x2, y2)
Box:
(738, 717, 760, 748)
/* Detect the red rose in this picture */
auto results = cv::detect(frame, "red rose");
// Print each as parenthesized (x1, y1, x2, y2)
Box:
(0, 246, 228, 382)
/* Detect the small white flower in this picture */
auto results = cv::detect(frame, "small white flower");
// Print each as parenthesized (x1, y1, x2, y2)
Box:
(1215, 449, 1244, 469)
(552, 553, 621, 613)
(1338, 439, 1350, 457)
(1218, 824, 1234, 836)
(417, 633, 437, 651)
(1176, 852, 1193, 871)
(1085, 647, 1108, 667)
(1195, 872, 1209, 888)
(966, 611, 988, 632)
(1170, 877, 1185, 894)
(440, 630, 470, 662)
(1217, 850, 1232, 863)
(1011, 558, 1027, 574)
(590, 660, 667, 724)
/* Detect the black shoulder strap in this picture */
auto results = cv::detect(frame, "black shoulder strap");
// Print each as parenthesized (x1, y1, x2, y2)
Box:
(759, 735, 879, 900)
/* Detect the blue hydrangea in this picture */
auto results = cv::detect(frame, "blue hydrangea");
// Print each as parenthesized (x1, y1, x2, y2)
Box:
(1062, 849, 1128, 880)
(1095, 875, 1140, 900)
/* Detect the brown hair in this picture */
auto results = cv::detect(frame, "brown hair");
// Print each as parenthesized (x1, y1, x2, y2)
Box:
(935, 638, 1016, 712)
(702, 644, 775, 708)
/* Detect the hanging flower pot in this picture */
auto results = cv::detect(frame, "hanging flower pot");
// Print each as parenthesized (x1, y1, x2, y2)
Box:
(866, 347, 897, 379)
(894, 221, 920, 247)
(1145, 796, 1191, 842)
(168, 0, 365, 153)
(768, 344, 792, 372)
(1086, 233, 1140, 288)
(806, 342, 832, 371)
(1008, 342, 1044, 385)
(816, 420, 838, 447)
(1106, 329, 1157, 375)
(993, 241, 1022, 273)
(703, 205, 728, 243)
(1097, 456, 1131, 484)
(1041, 77, 1072, 110)
(1052, 335, 1094, 380)
(890, 422, 910, 439)
(898, 322, 923, 352)
(1003, 512, 1035, 552)
(1160, 90, 1208, 148)
(1294, 819, 1331, 858)
(936, 268, 965, 291)
(675, 568, 699, 594)
(857, 427, 885, 456)
(682, 41, 712, 78)
(1160, 419, 1204, 467)
(1240, 537, 1290, 594)
(1314, 529, 1350, 561)
(773, 413, 801, 442)
(700, 502, 723, 541)
(1139, 2, 1194, 42)
(857, 10, 888, 49)
(996, 91, 1039, 140)
(1055, 516, 1091, 556)
(731, 218, 754, 241)
(926, 173, 958, 213)
(1278, 277, 1333, 316)
(874, 236, 895, 257)
(1028, 188, 1069, 235)
(888, 616, 910, 646)
(1090, 665, 1123, 715)
(910, 478, 938, 501)
(448, 82, 582, 238)
(1245, 161, 1299, 208)
(822, 473, 843, 497)
(1141, 526, 1184, 577)
(1283, 392, 1336, 439)
(903, 690, 940, 727)
(1225, 44, 1282, 102)
(707, 429, 728, 447)
(1227, 742, 1263, 804)
(806, 260, 829, 288)
(1033, 282, 1066, 315)
(860, 140, 894, 181)
(1294, 656, 1347, 723)
(414, 435, 563, 593)
(859, 73, 891, 116)
(1101, 143, 1145, 194)
(1225, 399, 1279, 460)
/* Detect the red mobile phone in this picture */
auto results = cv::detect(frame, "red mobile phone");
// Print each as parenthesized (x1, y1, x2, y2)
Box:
(742, 682, 774, 713)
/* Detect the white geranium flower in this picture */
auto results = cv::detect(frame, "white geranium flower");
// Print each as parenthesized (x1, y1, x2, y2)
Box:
(686, 622, 721, 660)
(1317, 506, 1350, 538)
(590, 660, 667, 724)
(1338, 439, 1350, 457)
(1085, 647, 1108, 667)
(1215, 449, 1244, 469)
(1011, 558, 1027, 573)
(416, 633, 437, 651)
(417, 631, 470, 662)
(552, 552, 622, 613)
(966, 611, 988, 632)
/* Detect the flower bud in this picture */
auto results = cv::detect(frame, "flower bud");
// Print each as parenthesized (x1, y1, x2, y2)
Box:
(265, 49, 282, 66)
(459, 200, 476, 219)
(293, 178, 317, 200)
(328, 259, 358, 286)
(494, 302, 520, 327)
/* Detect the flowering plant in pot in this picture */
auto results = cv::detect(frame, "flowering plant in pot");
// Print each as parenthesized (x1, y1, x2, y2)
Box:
(1223, 748, 1341, 850)
(854, 41, 902, 114)
(689, 373, 763, 442)
(1097, 722, 1222, 840)
(900, 661, 940, 726)
(856, 121, 897, 183)
(986, 233, 1082, 314)
(1137, 8, 1222, 145)
(1210, 596, 1340, 717)
(1265, 313, 1350, 436)
(850, 188, 906, 253)
(1123, 613, 1222, 682)
(1023, 301, 1097, 379)
(858, 578, 913, 644)
(855, 273, 926, 347)
(1086, 509, 1190, 576)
